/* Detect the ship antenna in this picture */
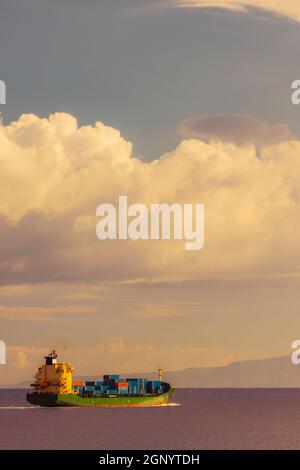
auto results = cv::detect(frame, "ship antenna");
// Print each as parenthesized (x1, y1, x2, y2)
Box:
(157, 367, 163, 381)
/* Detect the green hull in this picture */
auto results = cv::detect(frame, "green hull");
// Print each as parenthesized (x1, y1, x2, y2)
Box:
(26, 387, 174, 407)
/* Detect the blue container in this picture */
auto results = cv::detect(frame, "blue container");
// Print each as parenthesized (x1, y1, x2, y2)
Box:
(147, 381, 154, 393)
(108, 389, 117, 394)
(103, 374, 119, 381)
(85, 385, 95, 392)
(95, 381, 104, 386)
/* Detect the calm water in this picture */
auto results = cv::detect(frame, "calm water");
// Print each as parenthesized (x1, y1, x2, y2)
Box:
(1, 388, 300, 449)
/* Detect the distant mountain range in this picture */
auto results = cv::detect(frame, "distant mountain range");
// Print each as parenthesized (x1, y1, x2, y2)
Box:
(6, 355, 300, 389)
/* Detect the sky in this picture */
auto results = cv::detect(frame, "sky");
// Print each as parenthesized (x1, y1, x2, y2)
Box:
(1, 0, 300, 384)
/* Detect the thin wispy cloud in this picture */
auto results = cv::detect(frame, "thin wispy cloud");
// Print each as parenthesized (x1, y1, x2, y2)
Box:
(174, 1, 300, 22)
(179, 114, 293, 148)
(0, 304, 97, 321)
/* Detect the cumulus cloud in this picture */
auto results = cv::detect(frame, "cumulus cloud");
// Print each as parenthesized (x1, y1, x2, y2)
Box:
(179, 114, 293, 148)
(175, 1, 300, 22)
(1, 112, 300, 286)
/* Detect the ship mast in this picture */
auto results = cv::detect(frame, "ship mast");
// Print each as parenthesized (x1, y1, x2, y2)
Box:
(157, 367, 163, 381)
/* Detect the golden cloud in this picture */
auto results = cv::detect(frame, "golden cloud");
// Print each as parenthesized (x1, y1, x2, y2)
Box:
(1, 112, 300, 285)
(175, 0, 300, 22)
(0, 304, 97, 321)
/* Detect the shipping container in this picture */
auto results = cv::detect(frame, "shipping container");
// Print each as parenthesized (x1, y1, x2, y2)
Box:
(72, 381, 84, 387)
(85, 381, 95, 386)
(117, 382, 128, 387)
(146, 381, 154, 393)
(103, 374, 120, 381)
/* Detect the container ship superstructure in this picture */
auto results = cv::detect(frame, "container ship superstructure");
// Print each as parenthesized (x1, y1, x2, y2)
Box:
(26, 351, 174, 407)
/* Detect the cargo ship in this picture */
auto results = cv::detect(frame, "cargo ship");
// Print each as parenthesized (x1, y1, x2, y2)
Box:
(26, 351, 174, 407)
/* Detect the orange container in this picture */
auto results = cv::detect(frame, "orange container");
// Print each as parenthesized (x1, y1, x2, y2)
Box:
(118, 382, 128, 387)
(72, 381, 84, 386)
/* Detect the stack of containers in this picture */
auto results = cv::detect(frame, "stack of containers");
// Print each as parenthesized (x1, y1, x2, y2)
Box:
(139, 378, 147, 394)
(94, 380, 102, 396)
(142, 378, 148, 393)
(154, 380, 162, 393)
(126, 378, 148, 395)
(104, 375, 119, 395)
(146, 381, 152, 394)
(146, 380, 162, 394)
(126, 378, 139, 395)
(72, 380, 84, 394)
(75, 374, 164, 397)
(103, 374, 119, 383)
(85, 380, 95, 395)
(117, 381, 129, 395)
(85, 381, 95, 386)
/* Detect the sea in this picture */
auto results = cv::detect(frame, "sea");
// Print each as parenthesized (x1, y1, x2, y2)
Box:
(1, 388, 300, 449)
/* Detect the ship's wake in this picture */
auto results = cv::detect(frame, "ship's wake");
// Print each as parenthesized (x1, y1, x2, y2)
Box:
(0, 406, 37, 410)
(0, 403, 181, 410)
